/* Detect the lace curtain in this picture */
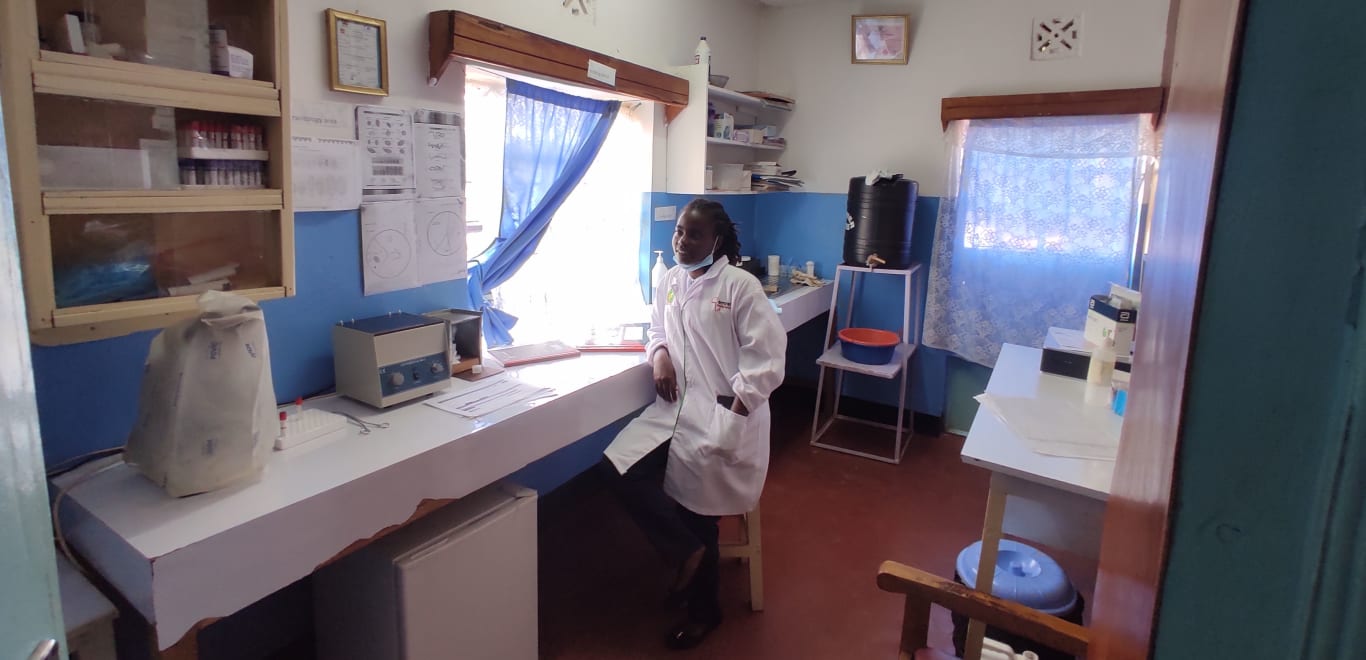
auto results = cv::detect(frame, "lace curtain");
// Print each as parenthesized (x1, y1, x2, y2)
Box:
(923, 115, 1155, 366)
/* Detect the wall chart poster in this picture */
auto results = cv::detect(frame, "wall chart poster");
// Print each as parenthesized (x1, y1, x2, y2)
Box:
(291, 136, 362, 211)
(360, 200, 420, 295)
(416, 197, 467, 285)
(357, 105, 415, 192)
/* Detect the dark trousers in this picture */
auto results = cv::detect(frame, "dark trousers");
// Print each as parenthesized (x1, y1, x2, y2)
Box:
(599, 441, 721, 623)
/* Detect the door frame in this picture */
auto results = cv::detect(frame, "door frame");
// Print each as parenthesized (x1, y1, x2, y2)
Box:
(1088, 0, 1248, 658)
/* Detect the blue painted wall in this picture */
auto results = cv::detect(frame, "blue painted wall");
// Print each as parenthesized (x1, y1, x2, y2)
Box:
(33, 210, 474, 467)
(751, 192, 948, 417)
(641, 189, 988, 423)
(34, 188, 989, 489)
(1153, 0, 1366, 656)
(646, 192, 757, 268)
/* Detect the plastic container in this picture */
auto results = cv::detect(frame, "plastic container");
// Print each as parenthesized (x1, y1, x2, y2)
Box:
(1085, 332, 1117, 406)
(952, 540, 1084, 660)
(714, 163, 747, 191)
(651, 251, 667, 291)
(837, 327, 899, 365)
(844, 176, 918, 269)
(694, 37, 710, 71)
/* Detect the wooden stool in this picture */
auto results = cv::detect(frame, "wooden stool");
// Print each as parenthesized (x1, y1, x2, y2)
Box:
(719, 505, 763, 611)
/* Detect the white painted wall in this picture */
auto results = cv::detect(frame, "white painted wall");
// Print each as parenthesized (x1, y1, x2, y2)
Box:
(288, 0, 761, 112)
(756, 0, 1169, 195)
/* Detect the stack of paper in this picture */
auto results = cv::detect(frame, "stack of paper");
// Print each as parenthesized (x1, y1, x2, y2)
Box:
(424, 376, 554, 418)
(974, 392, 1122, 460)
(740, 91, 795, 111)
(752, 170, 804, 192)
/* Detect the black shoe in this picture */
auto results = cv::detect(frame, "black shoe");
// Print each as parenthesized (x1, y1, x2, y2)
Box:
(664, 616, 722, 650)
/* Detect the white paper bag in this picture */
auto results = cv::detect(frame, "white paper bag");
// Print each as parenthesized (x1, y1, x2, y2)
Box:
(126, 291, 276, 497)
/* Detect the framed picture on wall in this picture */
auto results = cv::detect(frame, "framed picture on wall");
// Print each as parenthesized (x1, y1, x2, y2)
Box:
(852, 15, 910, 65)
(327, 9, 390, 96)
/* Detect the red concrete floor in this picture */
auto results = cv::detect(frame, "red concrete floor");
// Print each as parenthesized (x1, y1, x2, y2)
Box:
(536, 393, 1098, 659)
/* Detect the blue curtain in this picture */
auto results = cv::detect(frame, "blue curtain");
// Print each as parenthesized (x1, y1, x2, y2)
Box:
(467, 80, 620, 346)
(923, 115, 1155, 366)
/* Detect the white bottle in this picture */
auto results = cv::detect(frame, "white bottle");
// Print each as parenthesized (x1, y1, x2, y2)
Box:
(1085, 332, 1117, 406)
(694, 37, 711, 76)
(651, 250, 668, 291)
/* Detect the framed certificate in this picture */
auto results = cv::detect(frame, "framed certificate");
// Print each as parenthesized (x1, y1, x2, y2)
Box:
(327, 9, 389, 96)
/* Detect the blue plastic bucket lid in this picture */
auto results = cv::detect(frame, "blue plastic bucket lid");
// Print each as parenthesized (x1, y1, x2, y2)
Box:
(955, 539, 1077, 616)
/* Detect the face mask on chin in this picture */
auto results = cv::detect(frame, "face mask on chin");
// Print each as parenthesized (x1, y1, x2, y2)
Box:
(676, 238, 719, 272)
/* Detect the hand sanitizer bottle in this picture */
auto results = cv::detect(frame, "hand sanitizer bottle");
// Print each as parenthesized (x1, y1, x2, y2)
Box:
(651, 250, 668, 291)
(1085, 330, 1118, 406)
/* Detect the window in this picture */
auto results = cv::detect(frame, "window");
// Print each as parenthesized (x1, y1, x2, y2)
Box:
(923, 114, 1156, 366)
(463, 75, 506, 256)
(464, 72, 651, 346)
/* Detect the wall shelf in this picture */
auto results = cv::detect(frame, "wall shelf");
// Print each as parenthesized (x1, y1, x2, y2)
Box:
(34, 51, 281, 116)
(178, 148, 271, 161)
(665, 63, 796, 194)
(702, 190, 793, 196)
(42, 189, 285, 215)
(706, 137, 785, 151)
(3, 0, 294, 342)
(708, 85, 793, 112)
(51, 286, 288, 329)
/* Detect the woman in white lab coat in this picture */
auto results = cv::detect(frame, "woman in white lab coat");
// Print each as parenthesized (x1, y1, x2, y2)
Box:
(600, 198, 786, 650)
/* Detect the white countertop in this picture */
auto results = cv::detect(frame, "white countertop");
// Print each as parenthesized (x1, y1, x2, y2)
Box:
(770, 283, 832, 333)
(960, 344, 1116, 500)
(54, 286, 833, 650)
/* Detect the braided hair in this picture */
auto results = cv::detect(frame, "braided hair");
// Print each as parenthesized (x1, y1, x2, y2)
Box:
(681, 198, 742, 265)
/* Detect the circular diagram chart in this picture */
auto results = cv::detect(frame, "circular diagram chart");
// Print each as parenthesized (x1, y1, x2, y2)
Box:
(425, 210, 460, 257)
(366, 229, 412, 279)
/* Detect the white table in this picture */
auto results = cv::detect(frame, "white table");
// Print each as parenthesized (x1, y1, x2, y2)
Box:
(54, 284, 832, 659)
(959, 343, 1117, 658)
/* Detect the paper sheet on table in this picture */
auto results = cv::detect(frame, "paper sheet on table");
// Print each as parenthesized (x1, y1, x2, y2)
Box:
(360, 201, 420, 295)
(415, 198, 467, 284)
(415, 123, 464, 199)
(1049, 327, 1093, 352)
(291, 137, 362, 211)
(975, 393, 1122, 460)
(425, 376, 555, 418)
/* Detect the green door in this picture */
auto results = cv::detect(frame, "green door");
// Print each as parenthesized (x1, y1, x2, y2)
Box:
(0, 86, 65, 659)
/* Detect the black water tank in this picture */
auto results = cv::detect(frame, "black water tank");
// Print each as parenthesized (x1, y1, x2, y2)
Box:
(844, 176, 918, 269)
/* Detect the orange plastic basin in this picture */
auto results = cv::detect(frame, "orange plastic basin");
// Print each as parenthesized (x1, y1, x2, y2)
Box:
(838, 327, 899, 346)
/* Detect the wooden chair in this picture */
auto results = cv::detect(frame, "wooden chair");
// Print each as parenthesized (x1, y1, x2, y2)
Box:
(876, 561, 1088, 660)
(719, 505, 763, 611)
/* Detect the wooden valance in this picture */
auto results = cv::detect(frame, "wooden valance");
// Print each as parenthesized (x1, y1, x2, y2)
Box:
(940, 87, 1165, 129)
(428, 11, 688, 109)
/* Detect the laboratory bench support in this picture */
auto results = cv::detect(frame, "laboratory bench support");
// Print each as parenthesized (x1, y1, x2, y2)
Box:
(810, 263, 924, 464)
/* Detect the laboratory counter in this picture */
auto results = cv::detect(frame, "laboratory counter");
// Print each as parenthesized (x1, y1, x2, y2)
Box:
(53, 283, 832, 657)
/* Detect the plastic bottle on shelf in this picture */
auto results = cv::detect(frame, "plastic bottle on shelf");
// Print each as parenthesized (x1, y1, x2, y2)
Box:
(1085, 330, 1117, 406)
(694, 37, 711, 77)
(651, 250, 668, 291)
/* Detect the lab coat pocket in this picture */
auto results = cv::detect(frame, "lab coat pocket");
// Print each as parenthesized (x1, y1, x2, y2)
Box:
(709, 402, 757, 466)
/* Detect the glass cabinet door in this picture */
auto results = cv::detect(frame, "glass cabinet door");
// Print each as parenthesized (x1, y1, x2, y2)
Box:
(50, 211, 281, 309)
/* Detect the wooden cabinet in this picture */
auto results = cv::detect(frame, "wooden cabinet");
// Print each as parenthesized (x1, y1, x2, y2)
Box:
(1, 0, 292, 344)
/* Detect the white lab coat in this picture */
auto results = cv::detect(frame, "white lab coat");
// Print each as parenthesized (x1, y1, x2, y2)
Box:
(605, 259, 786, 516)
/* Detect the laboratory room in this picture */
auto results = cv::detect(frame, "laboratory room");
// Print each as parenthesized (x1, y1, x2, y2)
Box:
(4, 0, 1363, 659)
